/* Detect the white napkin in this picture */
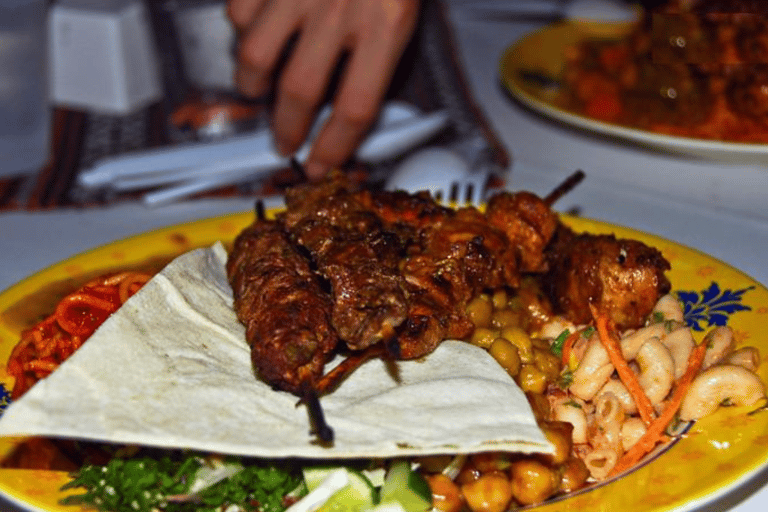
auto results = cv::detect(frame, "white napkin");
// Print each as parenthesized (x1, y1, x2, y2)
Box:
(0, 243, 551, 459)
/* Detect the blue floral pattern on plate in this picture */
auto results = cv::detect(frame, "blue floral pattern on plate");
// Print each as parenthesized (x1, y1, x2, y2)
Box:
(0, 384, 10, 415)
(677, 282, 754, 331)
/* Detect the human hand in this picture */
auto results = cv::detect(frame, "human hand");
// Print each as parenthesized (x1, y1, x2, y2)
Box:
(228, 0, 421, 179)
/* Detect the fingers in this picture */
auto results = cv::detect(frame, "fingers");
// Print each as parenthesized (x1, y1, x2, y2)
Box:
(304, 1, 420, 177)
(235, 0, 299, 97)
(232, 0, 421, 179)
(271, 6, 348, 155)
(227, 0, 267, 30)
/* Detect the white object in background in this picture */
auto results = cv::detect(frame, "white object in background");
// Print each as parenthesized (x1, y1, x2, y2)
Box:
(173, 0, 235, 91)
(385, 147, 480, 200)
(0, 0, 51, 177)
(140, 152, 284, 206)
(78, 130, 276, 188)
(49, 0, 163, 114)
(565, 0, 638, 22)
(78, 101, 425, 188)
(77, 101, 451, 206)
(460, 0, 638, 23)
(141, 105, 451, 206)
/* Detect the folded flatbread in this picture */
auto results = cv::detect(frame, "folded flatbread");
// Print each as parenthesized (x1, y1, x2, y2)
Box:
(0, 243, 552, 458)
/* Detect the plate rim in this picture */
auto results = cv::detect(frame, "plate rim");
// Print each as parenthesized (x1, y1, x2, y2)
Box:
(499, 21, 768, 160)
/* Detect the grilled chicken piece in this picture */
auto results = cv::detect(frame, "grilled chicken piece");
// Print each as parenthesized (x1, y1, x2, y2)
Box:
(485, 191, 560, 274)
(541, 224, 672, 330)
(227, 218, 338, 394)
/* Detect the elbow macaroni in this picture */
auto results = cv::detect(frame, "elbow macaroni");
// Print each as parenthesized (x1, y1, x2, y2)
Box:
(554, 294, 765, 481)
(425, 293, 766, 512)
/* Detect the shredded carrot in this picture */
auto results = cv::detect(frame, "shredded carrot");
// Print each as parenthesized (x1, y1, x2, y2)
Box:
(590, 304, 657, 426)
(561, 329, 583, 367)
(608, 338, 709, 477)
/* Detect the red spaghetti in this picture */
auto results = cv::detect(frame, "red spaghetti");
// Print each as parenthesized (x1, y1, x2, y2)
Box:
(6, 271, 152, 399)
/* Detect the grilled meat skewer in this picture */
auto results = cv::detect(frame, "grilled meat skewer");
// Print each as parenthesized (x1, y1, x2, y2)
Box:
(360, 188, 559, 359)
(395, 206, 514, 358)
(227, 171, 670, 415)
(281, 175, 409, 351)
(227, 217, 338, 395)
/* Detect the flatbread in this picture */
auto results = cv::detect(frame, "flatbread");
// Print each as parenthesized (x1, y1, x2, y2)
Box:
(0, 243, 552, 458)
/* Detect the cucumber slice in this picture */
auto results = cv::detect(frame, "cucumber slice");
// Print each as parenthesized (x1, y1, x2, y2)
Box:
(364, 504, 409, 512)
(302, 466, 377, 511)
(378, 461, 432, 512)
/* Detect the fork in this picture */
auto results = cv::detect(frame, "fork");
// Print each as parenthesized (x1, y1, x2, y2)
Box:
(385, 147, 492, 207)
(442, 167, 491, 206)
(445, 133, 498, 207)
(385, 135, 497, 207)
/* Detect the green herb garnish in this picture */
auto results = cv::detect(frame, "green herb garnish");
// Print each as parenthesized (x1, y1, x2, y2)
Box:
(563, 399, 581, 409)
(558, 370, 574, 389)
(61, 452, 302, 512)
(550, 329, 570, 357)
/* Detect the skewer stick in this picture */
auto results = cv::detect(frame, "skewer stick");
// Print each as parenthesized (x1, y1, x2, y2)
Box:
(544, 169, 585, 206)
(315, 345, 388, 395)
(302, 383, 335, 444)
(254, 199, 266, 221)
(290, 157, 309, 181)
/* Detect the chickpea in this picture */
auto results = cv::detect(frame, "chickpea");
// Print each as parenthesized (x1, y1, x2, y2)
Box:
(533, 347, 561, 382)
(526, 392, 552, 422)
(489, 338, 522, 377)
(461, 472, 514, 512)
(517, 364, 548, 395)
(426, 473, 464, 512)
(539, 421, 574, 465)
(559, 457, 590, 493)
(531, 337, 550, 351)
(491, 289, 508, 310)
(456, 462, 482, 485)
(470, 327, 499, 349)
(470, 452, 512, 473)
(416, 455, 455, 473)
(467, 295, 494, 328)
(500, 327, 533, 363)
(493, 309, 524, 329)
(509, 458, 560, 506)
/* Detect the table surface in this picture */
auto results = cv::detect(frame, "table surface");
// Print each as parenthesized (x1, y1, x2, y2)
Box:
(1, 1, 767, 511)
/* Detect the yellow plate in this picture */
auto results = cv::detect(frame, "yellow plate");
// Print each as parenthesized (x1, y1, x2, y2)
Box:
(0, 212, 767, 512)
(499, 21, 768, 164)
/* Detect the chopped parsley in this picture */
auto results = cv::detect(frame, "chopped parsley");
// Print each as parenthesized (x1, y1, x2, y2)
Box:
(558, 370, 574, 389)
(550, 329, 570, 357)
(563, 399, 581, 409)
(60, 452, 303, 512)
(551, 326, 594, 360)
